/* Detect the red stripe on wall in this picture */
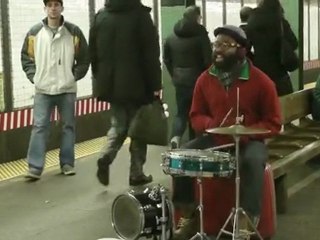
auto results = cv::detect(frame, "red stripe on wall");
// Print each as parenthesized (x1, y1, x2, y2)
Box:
(3, 112, 9, 131)
(0, 98, 109, 132)
(303, 60, 320, 71)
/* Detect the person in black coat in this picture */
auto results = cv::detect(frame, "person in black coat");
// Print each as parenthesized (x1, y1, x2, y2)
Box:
(246, 0, 298, 96)
(239, 6, 254, 60)
(163, 5, 212, 149)
(89, 0, 162, 187)
(239, 6, 252, 33)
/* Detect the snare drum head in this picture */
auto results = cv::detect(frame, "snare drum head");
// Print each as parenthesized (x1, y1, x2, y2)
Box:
(112, 193, 143, 239)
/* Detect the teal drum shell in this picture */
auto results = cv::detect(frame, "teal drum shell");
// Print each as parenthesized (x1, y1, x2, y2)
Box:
(162, 149, 235, 177)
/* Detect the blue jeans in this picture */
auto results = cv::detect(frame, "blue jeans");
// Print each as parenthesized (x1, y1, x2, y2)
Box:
(99, 103, 147, 178)
(27, 93, 76, 172)
(172, 135, 267, 216)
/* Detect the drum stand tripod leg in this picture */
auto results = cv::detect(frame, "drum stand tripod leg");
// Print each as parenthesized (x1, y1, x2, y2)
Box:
(216, 135, 263, 240)
(189, 176, 210, 240)
(160, 186, 167, 240)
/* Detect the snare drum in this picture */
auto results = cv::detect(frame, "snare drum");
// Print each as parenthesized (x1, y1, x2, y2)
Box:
(162, 149, 234, 177)
(111, 187, 173, 240)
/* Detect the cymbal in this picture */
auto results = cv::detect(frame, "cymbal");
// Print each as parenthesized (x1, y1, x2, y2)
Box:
(206, 124, 270, 135)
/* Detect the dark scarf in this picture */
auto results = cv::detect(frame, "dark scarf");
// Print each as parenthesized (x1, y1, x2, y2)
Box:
(217, 60, 246, 90)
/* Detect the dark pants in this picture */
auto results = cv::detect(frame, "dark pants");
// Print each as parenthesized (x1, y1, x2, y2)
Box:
(99, 103, 147, 178)
(172, 135, 267, 216)
(171, 86, 195, 140)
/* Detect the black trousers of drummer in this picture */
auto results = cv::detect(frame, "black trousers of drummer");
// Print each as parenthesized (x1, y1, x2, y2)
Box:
(172, 134, 267, 218)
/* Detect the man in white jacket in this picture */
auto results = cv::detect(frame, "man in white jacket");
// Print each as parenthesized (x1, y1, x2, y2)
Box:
(21, 0, 89, 180)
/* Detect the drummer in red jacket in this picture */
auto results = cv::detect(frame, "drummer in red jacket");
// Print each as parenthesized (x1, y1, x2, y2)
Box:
(172, 25, 281, 240)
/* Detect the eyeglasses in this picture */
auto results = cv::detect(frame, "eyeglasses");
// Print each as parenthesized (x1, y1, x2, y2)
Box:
(212, 41, 240, 50)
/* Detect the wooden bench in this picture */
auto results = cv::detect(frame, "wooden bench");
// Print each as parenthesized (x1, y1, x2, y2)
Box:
(267, 88, 320, 214)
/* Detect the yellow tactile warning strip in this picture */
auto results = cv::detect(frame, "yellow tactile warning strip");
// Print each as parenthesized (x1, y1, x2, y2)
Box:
(0, 137, 130, 182)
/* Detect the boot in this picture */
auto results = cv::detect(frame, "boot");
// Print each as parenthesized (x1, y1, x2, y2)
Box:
(129, 174, 153, 186)
(173, 204, 199, 240)
(97, 157, 111, 186)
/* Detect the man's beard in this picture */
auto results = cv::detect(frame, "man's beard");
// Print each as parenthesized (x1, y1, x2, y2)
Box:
(213, 53, 241, 72)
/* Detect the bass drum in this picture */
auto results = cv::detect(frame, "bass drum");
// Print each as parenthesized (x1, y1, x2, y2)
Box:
(111, 187, 173, 240)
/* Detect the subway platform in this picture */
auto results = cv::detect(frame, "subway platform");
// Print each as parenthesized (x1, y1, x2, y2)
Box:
(0, 137, 320, 240)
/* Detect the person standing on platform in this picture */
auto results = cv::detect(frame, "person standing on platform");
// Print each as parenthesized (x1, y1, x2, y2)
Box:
(89, 0, 162, 187)
(246, 0, 298, 96)
(21, 0, 89, 180)
(171, 25, 281, 240)
(163, 5, 212, 149)
(239, 6, 254, 60)
(239, 6, 252, 33)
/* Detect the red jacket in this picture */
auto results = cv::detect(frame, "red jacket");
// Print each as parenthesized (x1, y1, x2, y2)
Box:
(190, 60, 282, 146)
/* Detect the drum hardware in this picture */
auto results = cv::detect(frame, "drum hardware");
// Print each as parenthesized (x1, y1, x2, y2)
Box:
(206, 124, 270, 136)
(161, 146, 235, 239)
(207, 88, 266, 240)
(161, 150, 235, 178)
(189, 160, 211, 240)
(148, 185, 170, 240)
(111, 185, 173, 240)
(160, 186, 169, 240)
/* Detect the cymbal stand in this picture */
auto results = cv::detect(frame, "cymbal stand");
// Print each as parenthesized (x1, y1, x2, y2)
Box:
(216, 135, 263, 240)
(189, 160, 210, 240)
(216, 88, 263, 240)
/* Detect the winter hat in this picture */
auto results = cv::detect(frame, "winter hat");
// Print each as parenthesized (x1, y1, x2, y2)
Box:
(183, 5, 201, 22)
(214, 25, 247, 47)
(43, 0, 63, 6)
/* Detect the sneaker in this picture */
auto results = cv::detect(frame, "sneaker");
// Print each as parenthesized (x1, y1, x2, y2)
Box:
(248, 215, 260, 231)
(97, 158, 110, 186)
(129, 174, 153, 186)
(170, 136, 181, 149)
(25, 168, 41, 180)
(61, 165, 76, 176)
(237, 213, 254, 240)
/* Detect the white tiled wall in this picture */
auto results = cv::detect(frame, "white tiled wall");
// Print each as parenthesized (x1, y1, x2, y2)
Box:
(9, 0, 92, 109)
(196, 0, 252, 41)
(0, 29, 2, 72)
(4, 0, 156, 110)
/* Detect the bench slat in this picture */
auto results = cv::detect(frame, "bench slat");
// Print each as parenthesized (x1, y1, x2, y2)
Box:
(280, 89, 312, 124)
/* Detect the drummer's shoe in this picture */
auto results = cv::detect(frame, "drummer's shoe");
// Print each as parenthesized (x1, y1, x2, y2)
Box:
(173, 205, 199, 240)
(97, 157, 111, 186)
(238, 213, 260, 240)
(170, 136, 181, 149)
(248, 215, 260, 231)
(129, 174, 153, 186)
(173, 216, 199, 239)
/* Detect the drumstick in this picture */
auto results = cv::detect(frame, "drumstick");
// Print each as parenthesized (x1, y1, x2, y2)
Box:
(236, 87, 240, 124)
(206, 143, 235, 151)
(220, 107, 233, 127)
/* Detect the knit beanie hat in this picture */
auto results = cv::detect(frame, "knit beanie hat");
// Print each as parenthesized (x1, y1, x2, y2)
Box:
(183, 5, 201, 22)
(214, 25, 247, 47)
(43, 0, 63, 6)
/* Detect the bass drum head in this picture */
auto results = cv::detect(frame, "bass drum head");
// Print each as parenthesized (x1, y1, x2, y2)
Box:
(111, 193, 143, 240)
